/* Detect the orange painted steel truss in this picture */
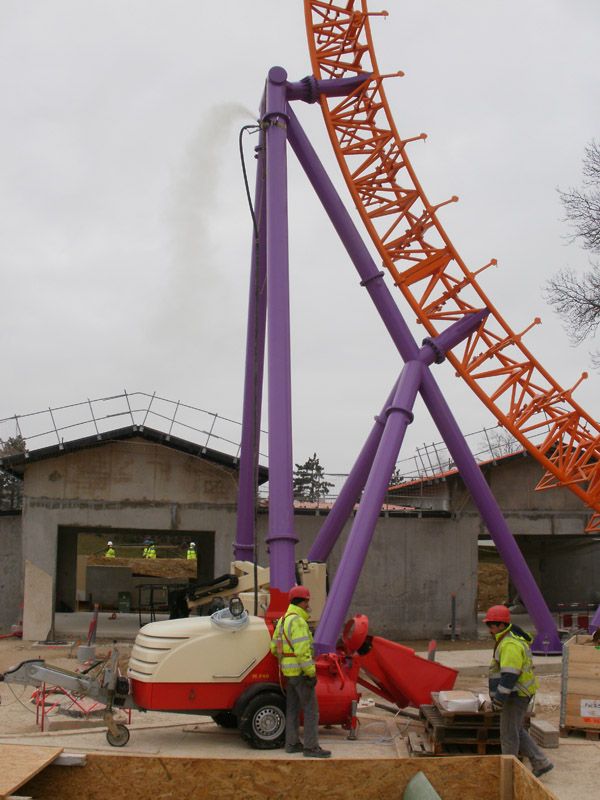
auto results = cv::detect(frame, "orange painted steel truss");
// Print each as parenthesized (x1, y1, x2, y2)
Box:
(304, 0, 600, 531)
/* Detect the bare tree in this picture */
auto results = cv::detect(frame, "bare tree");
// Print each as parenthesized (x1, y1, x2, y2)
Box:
(480, 429, 520, 459)
(546, 141, 600, 359)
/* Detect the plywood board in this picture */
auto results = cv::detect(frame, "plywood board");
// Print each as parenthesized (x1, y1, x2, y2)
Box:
(21, 754, 556, 800)
(512, 758, 559, 800)
(87, 557, 196, 579)
(0, 745, 62, 798)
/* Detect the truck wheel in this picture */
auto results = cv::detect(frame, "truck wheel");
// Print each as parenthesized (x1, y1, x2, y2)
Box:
(238, 692, 285, 749)
(106, 723, 130, 747)
(212, 711, 238, 729)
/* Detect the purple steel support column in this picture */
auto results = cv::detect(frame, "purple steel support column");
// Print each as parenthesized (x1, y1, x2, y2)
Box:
(235, 112, 267, 562)
(308, 378, 399, 562)
(315, 361, 423, 653)
(590, 604, 600, 634)
(264, 67, 297, 590)
(286, 104, 561, 653)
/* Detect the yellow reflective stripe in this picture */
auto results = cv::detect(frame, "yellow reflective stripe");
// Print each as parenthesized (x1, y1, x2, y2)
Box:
(290, 636, 310, 643)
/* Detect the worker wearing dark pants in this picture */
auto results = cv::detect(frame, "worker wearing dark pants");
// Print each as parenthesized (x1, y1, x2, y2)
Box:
(270, 585, 331, 758)
(485, 605, 553, 778)
(500, 695, 548, 766)
(285, 675, 319, 752)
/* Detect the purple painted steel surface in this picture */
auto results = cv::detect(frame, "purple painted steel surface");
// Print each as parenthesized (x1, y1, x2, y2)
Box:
(286, 73, 370, 103)
(309, 313, 489, 563)
(286, 103, 561, 653)
(315, 360, 423, 653)
(307, 378, 398, 563)
(235, 102, 267, 562)
(264, 67, 297, 590)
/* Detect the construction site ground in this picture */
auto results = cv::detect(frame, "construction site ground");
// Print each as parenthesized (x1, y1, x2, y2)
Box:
(0, 613, 596, 800)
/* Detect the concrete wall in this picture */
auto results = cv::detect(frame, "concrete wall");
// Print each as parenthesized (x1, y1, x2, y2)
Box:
(515, 535, 600, 607)
(0, 512, 23, 632)
(21, 438, 239, 640)
(257, 513, 479, 640)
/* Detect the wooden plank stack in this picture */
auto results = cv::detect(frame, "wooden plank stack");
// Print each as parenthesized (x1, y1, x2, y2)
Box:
(560, 633, 600, 738)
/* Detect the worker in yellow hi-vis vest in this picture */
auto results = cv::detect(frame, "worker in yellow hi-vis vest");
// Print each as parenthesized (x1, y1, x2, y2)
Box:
(186, 542, 197, 560)
(142, 538, 157, 559)
(105, 541, 116, 558)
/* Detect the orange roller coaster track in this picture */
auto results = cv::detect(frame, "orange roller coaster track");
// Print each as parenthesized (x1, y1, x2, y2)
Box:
(304, 0, 600, 531)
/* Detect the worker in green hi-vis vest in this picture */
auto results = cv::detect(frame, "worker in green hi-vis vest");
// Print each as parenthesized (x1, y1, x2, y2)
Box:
(186, 542, 197, 560)
(142, 538, 157, 559)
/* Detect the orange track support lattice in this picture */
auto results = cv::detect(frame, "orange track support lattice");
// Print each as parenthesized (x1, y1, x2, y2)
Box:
(304, 0, 600, 531)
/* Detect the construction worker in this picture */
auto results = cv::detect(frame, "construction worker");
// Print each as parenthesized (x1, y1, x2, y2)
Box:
(142, 539, 157, 559)
(485, 605, 553, 778)
(270, 585, 331, 758)
(186, 542, 197, 560)
(105, 541, 116, 558)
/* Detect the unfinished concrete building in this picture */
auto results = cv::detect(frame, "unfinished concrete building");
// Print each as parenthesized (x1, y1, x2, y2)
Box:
(1, 428, 597, 642)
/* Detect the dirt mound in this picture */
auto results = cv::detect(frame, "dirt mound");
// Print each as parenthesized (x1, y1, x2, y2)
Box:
(477, 562, 508, 611)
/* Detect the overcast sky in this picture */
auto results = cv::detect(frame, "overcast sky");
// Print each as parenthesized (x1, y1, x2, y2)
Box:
(1, 1, 598, 476)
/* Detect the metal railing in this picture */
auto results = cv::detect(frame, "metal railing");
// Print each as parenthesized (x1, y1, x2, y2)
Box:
(0, 390, 267, 462)
(1, 390, 548, 513)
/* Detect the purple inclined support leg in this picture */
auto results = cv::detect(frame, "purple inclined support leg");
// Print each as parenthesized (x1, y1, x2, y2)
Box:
(264, 67, 297, 591)
(314, 314, 490, 651)
(308, 311, 489, 562)
(590, 604, 600, 634)
(307, 378, 399, 563)
(235, 109, 267, 562)
(286, 103, 561, 653)
(315, 361, 423, 653)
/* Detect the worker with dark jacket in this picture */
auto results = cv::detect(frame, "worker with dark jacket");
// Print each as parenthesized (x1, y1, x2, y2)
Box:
(270, 585, 331, 758)
(485, 605, 553, 778)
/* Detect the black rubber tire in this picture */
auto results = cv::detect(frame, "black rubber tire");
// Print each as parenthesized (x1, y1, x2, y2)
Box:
(238, 692, 286, 749)
(106, 723, 130, 747)
(212, 711, 238, 729)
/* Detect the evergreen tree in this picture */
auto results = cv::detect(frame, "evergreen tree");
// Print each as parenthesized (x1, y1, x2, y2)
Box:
(0, 435, 26, 510)
(293, 453, 334, 501)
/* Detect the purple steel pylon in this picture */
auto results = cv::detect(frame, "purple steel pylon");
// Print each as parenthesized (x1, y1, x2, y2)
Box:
(235, 67, 562, 654)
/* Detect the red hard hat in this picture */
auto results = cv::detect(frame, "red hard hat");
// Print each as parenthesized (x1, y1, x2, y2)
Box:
(289, 585, 310, 602)
(484, 605, 511, 624)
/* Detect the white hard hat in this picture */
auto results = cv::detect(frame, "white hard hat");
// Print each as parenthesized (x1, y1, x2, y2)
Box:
(108, 541, 113, 546)
(190, 542, 196, 547)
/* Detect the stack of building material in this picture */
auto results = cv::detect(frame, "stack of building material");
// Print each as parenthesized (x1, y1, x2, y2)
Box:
(560, 633, 600, 739)
(529, 719, 559, 749)
(416, 691, 533, 756)
(419, 702, 502, 755)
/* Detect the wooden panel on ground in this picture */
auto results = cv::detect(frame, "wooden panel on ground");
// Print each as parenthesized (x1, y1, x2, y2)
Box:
(87, 557, 196, 579)
(560, 634, 600, 733)
(0, 745, 63, 798)
(21, 754, 557, 800)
